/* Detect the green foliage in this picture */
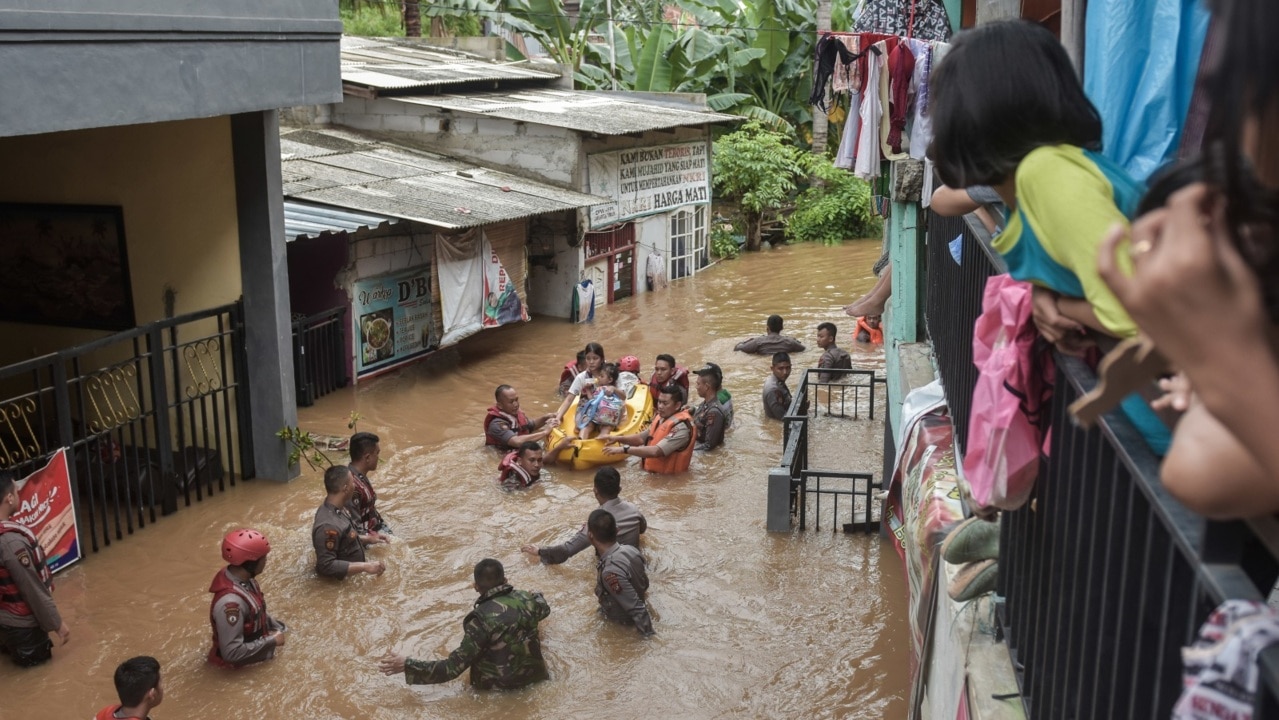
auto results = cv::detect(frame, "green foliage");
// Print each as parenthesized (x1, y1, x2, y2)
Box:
(710, 225, 741, 259)
(277, 412, 363, 472)
(420, 0, 818, 133)
(341, 6, 405, 37)
(785, 155, 882, 245)
(711, 122, 806, 217)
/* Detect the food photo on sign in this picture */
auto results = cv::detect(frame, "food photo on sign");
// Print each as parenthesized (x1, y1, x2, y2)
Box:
(359, 310, 394, 366)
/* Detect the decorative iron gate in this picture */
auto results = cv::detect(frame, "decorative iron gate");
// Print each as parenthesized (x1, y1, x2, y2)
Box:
(0, 302, 250, 554)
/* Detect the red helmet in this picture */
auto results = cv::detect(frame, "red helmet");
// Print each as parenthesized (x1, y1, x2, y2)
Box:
(222, 528, 271, 565)
(619, 355, 640, 374)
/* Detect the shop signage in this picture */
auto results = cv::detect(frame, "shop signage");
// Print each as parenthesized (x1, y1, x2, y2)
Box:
(352, 267, 434, 377)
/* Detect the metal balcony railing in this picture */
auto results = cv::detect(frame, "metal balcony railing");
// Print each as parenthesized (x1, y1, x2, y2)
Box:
(770, 367, 885, 533)
(924, 210, 1279, 718)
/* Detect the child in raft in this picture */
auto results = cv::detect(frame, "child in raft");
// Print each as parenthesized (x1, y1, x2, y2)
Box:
(575, 363, 625, 440)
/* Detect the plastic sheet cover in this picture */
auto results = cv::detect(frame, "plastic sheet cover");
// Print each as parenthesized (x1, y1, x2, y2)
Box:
(1084, 0, 1209, 181)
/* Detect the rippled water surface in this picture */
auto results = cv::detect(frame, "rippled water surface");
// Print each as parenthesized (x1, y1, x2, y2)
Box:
(2, 241, 907, 719)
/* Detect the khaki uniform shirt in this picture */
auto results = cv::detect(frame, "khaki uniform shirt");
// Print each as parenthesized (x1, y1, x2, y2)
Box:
(312, 501, 365, 579)
(596, 543, 654, 636)
(0, 531, 60, 631)
(537, 497, 647, 565)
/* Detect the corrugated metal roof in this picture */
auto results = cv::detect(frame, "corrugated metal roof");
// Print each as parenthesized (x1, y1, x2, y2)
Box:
(284, 200, 403, 241)
(390, 88, 739, 135)
(280, 126, 608, 231)
(340, 36, 560, 94)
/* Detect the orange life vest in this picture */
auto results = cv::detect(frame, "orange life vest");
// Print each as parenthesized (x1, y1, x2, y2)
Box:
(642, 409, 696, 474)
(855, 317, 884, 344)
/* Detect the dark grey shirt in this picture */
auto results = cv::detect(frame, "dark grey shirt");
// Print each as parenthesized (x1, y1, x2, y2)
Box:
(312, 501, 365, 579)
(734, 333, 806, 355)
(817, 345, 852, 382)
(538, 497, 647, 565)
(762, 374, 793, 420)
(595, 543, 654, 637)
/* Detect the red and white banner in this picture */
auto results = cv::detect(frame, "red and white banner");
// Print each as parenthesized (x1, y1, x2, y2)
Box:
(12, 449, 80, 573)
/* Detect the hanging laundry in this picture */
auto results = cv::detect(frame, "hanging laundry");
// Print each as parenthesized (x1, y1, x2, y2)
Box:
(907, 38, 934, 160)
(571, 279, 596, 323)
(835, 90, 862, 169)
(887, 40, 916, 154)
(854, 41, 887, 180)
(852, 0, 953, 42)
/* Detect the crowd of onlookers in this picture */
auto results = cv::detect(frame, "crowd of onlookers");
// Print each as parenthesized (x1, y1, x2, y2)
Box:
(919, 3, 1279, 523)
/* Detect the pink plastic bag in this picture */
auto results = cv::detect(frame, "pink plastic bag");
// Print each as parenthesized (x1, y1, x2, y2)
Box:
(963, 274, 1054, 510)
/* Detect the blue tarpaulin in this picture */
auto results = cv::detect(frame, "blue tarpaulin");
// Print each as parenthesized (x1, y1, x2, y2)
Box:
(1084, 0, 1210, 181)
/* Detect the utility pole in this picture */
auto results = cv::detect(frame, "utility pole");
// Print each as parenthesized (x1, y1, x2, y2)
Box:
(811, 0, 831, 154)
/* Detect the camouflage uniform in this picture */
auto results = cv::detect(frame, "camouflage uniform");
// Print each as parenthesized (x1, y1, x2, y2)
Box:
(596, 543, 654, 637)
(403, 584, 550, 690)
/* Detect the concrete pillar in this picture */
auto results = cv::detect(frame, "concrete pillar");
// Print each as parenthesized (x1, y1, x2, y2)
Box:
(767, 466, 794, 532)
(231, 110, 299, 482)
(884, 160, 924, 437)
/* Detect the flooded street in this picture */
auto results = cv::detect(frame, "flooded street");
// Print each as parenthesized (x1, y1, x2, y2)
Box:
(2, 240, 907, 719)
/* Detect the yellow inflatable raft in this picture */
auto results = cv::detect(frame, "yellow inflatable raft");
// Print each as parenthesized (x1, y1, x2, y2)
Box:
(547, 384, 654, 470)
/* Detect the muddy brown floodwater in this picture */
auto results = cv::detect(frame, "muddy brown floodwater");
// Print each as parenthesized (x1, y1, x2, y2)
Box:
(2, 241, 908, 719)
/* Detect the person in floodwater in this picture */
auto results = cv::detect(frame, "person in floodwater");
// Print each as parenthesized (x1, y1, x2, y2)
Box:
(734, 314, 806, 355)
(0, 471, 69, 668)
(602, 385, 696, 474)
(484, 385, 555, 450)
(647, 353, 690, 398)
(377, 559, 550, 690)
(854, 315, 884, 344)
(763, 352, 807, 420)
(347, 431, 392, 537)
(207, 529, 287, 669)
(521, 466, 647, 564)
(557, 350, 587, 397)
(312, 466, 387, 581)
(587, 509, 655, 637)
(815, 322, 852, 382)
(498, 441, 545, 490)
(692, 363, 733, 451)
(94, 656, 163, 720)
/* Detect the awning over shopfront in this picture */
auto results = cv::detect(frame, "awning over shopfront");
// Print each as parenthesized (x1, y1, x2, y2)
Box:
(280, 126, 608, 231)
(283, 200, 402, 241)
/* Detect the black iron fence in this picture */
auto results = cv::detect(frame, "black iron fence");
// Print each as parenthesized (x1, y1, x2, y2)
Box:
(292, 306, 349, 407)
(923, 211, 1279, 717)
(0, 302, 250, 554)
(772, 367, 885, 532)
(924, 211, 1005, 453)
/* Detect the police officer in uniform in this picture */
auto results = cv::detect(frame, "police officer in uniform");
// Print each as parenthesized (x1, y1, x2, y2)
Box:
(347, 431, 392, 538)
(312, 466, 386, 580)
(521, 466, 646, 563)
(208, 528, 286, 668)
(378, 559, 550, 690)
(587, 508, 654, 637)
(0, 471, 68, 667)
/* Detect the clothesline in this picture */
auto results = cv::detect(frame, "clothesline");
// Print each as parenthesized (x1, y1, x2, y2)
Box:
(812, 30, 951, 183)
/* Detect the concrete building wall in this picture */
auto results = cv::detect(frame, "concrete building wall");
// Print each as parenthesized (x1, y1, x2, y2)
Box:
(331, 98, 582, 187)
(0, 2, 342, 138)
(0, 117, 241, 367)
